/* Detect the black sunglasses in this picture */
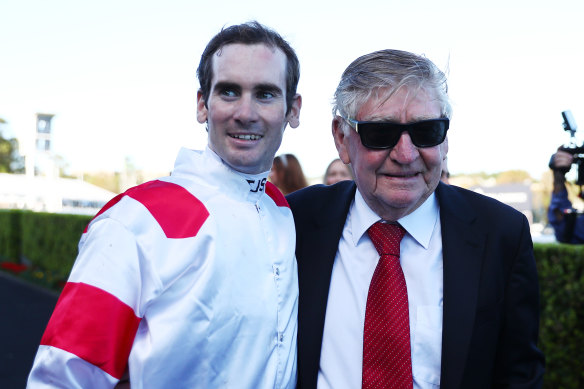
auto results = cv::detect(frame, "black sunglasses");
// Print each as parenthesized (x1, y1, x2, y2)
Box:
(340, 115, 449, 149)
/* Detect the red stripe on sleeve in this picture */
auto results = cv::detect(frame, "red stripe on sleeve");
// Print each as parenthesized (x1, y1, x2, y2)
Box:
(40, 282, 141, 379)
(265, 181, 290, 208)
(85, 180, 209, 238)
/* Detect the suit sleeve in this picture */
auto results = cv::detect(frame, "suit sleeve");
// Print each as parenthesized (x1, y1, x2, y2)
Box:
(493, 215, 545, 388)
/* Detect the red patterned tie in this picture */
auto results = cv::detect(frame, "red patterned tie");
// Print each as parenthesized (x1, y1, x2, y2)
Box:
(363, 221, 412, 389)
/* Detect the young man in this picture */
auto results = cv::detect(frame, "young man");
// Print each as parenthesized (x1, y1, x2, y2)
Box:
(28, 22, 302, 388)
(288, 49, 544, 388)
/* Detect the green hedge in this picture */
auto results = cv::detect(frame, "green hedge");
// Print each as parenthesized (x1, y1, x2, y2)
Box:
(534, 243, 584, 388)
(0, 210, 91, 280)
(20, 211, 93, 278)
(0, 209, 22, 260)
(0, 213, 582, 387)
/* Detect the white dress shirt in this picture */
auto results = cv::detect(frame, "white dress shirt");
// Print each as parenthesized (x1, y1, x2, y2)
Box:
(317, 189, 443, 389)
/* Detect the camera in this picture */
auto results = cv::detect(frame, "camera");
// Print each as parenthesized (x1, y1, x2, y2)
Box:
(563, 110, 578, 137)
(557, 110, 584, 185)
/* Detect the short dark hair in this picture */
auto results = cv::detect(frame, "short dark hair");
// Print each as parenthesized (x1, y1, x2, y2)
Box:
(197, 21, 300, 115)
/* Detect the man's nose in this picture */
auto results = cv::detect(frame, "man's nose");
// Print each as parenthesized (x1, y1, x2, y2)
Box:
(233, 94, 259, 123)
(390, 132, 418, 163)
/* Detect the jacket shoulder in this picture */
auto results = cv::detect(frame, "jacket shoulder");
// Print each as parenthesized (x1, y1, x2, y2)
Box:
(287, 181, 355, 218)
(87, 180, 210, 239)
(438, 183, 528, 226)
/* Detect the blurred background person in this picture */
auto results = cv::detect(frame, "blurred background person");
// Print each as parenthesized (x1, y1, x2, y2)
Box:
(548, 148, 584, 243)
(269, 153, 308, 195)
(323, 158, 352, 185)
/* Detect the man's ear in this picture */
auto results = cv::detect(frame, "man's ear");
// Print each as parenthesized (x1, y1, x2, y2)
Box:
(196, 90, 208, 124)
(441, 135, 449, 159)
(286, 94, 302, 129)
(332, 116, 351, 164)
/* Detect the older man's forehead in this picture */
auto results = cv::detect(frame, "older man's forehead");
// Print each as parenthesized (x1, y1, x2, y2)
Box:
(356, 87, 442, 121)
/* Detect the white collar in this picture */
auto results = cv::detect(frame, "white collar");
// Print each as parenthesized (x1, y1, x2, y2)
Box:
(171, 147, 271, 202)
(351, 189, 439, 249)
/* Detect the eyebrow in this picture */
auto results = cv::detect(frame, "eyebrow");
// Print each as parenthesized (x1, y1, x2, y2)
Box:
(254, 83, 284, 95)
(212, 81, 240, 93)
(212, 81, 283, 95)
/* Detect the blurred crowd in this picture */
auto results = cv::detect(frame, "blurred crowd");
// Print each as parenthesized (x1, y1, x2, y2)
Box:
(269, 155, 353, 195)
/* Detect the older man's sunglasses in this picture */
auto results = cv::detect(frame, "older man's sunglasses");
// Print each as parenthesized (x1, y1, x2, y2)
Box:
(340, 115, 449, 149)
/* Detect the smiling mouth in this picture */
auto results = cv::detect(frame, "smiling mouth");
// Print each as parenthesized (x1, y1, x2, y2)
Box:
(230, 134, 262, 141)
(385, 172, 419, 178)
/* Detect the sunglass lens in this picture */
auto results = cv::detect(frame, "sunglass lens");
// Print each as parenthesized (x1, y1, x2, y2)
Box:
(410, 120, 447, 147)
(360, 123, 401, 149)
(358, 119, 448, 149)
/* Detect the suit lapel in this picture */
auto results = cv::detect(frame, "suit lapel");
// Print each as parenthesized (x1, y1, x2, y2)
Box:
(437, 183, 487, 389)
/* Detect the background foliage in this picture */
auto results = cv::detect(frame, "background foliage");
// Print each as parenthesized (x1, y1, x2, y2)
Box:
(534, 243, 584, 388)
(0, 210, 91, 285)
(0, 210, 22, 260)
(20, 211, 92, 277)
(0, 120, 25, 174)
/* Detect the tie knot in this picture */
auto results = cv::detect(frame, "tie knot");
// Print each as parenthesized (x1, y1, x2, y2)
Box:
(367, 221, 406, 256)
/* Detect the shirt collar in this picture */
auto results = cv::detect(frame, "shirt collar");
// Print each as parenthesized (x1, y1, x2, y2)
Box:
(172, 146, 271, 203)
(351, 189, 439, 249)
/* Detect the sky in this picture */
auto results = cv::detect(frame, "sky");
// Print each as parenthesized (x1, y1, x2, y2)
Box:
(1, 0, 583, 181)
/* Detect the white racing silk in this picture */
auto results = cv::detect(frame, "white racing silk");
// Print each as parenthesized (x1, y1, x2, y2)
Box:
(27, 147, 298, 389)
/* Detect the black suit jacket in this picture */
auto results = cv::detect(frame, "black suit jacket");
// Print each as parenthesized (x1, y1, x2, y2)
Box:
(287, 181, 544, 389)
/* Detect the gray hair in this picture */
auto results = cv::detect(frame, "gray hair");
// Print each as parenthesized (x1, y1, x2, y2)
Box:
(332, 49, 452, 130)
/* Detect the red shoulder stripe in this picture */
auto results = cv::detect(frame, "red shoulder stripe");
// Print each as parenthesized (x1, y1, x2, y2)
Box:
(86, 180, 209, 238)
(265, 181, 290, 208)
(40, 282, 141, 379)
(126, 180, 209, 238)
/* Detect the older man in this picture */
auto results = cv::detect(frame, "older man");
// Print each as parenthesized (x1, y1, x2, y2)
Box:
(28, 22, 301, 388)
(287, 49, 544, 388)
